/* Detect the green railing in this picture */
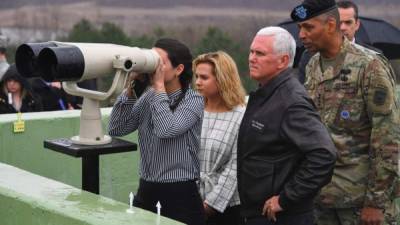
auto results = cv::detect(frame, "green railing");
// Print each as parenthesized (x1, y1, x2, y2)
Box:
(0, 163, 182, 225)
(0, 108, 138, 202)
(0, 109, 183, 224)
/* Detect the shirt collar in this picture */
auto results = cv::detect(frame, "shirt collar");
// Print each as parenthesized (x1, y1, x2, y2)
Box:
(168, 88, 183, 100)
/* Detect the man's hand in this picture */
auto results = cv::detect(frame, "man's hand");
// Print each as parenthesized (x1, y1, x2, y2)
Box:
(360, 207, 384, 225)
(203, 202, 217, 218)
(262, 195, 283, 222)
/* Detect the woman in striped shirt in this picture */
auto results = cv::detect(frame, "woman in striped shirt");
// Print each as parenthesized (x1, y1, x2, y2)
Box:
(193, 51, 246, 225)
(108, 38, 205, 225)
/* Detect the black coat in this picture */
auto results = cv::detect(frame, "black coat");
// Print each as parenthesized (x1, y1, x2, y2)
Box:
(237, 69, 337, 218)
(0, 91, 42, 114)
(29, 78, 70, 111)
(0, 65, 42, 114)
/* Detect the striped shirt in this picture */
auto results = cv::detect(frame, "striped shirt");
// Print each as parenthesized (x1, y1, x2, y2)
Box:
(198, 106, 245, 213)
(108, 88, 204, 183)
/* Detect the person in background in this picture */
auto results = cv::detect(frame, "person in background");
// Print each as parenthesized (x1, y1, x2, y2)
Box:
(337, 0, 360, 42)
(0, 64, 42, 114)
(237, 26, 337, 225)
(0, 42, 9, 80)
(292, 0, 399, 224)
(108, 38, 205, 225)
(337, 0, 382, 54)
(29, 78, 74, 111)
(193, 51, 246, 225)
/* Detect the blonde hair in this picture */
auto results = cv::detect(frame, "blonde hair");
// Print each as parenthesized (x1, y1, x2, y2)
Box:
(193, 51, 246, 109)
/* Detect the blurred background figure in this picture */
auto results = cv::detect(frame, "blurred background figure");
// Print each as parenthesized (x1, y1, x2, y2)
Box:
(0, 34, 9, 80)
(29, 78, 75, 111)
(338, 0, 360, 42)
(0, 64, 42, 114)
(337, 0, 382, 53)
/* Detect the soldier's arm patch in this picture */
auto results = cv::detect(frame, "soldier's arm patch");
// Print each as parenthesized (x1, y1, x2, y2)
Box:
(373, 88, 387, 106)
(364, 58, 397, 115)
(367, 75, 394, 115)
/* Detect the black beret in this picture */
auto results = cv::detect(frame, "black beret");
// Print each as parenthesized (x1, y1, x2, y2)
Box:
(291, 0, 337, 22)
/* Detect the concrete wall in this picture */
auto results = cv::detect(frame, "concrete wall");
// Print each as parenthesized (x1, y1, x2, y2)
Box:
(0, 163, 182, 225)
(0, 108, 139, 203)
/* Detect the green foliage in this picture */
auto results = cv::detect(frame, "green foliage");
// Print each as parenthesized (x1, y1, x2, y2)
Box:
(68, 19, 101, 43)
(194, 27, 235, 54)
(152, 27, 167, 39)
(130, 35, 155, 48)
(194, 27, 256, 92)
(99, 22, 131, 45)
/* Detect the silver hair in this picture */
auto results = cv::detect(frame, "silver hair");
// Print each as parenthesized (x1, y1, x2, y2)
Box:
(256, 26, 296, 67)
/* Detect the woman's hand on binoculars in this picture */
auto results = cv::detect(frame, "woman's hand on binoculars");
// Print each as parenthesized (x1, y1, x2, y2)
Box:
(126, 72, 142, 98)
(152, 59, 166, 93)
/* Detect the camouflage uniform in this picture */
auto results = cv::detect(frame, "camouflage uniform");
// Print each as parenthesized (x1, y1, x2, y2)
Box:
(305, 38, 400, 225)
(397, 85, 400, 103)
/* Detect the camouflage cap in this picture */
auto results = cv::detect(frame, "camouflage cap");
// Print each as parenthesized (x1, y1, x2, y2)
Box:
(291, 0, 337, 22)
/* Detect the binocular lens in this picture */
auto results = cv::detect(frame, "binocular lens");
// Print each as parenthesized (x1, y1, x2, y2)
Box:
(15, 42, 57, 78)
(38, 46, 85, 82)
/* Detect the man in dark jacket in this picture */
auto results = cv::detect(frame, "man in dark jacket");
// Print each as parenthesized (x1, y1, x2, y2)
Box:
(237, 26, 337, 225)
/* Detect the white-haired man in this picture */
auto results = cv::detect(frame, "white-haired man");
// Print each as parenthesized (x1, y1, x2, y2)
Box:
(237, 26, 337, 225)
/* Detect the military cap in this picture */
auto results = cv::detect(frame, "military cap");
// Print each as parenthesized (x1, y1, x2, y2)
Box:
(291, 0, 337, 22)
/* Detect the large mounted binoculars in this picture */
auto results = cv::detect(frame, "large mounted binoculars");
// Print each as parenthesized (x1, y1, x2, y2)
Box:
(16, 41, 159, 82)
(15, 42, 160, 145)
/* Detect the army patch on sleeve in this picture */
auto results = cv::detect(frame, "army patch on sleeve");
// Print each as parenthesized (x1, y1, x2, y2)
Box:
(373, 88, 387, 105)
(373, 88, 387, 106)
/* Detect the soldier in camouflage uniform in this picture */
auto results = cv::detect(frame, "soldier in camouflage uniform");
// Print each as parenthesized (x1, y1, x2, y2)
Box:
(291, 0, 399, 225)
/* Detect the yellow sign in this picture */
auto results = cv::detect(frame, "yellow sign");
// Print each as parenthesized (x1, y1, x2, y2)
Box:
(13, 112, 25, 133)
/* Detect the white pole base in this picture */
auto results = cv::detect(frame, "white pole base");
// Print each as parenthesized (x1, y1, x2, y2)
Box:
(70, 135, 112, 145)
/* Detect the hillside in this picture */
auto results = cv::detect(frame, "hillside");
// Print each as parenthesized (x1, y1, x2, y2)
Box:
(0, 0, 399, 45)
(1, 0, 399, 10)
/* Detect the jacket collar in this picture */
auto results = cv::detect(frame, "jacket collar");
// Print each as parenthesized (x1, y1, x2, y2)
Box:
(252, 68, 294, 101)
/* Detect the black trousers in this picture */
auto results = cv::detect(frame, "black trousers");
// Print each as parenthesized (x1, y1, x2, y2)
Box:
(133, 179, 206, 225)
(244, 211, 314, 225)
(206, 205, 244, 225)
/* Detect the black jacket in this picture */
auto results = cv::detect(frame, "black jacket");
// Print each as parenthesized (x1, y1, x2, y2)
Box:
(0, 65, 42, 114)
(0, 91, 42, 114)
(29, 78, 69, 111)
(237, 69, 337, 218)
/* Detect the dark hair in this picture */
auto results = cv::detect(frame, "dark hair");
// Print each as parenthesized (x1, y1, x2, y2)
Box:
(337, 0, 359, 20)
(154, 38, 193, 111)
